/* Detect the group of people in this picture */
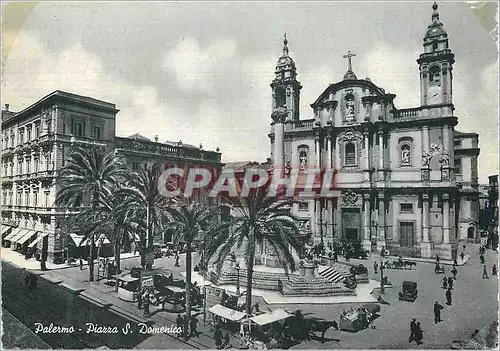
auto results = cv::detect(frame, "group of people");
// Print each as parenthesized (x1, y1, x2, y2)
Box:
(409, 318, 424, 345)
(213, 324, 232, 349)
(176, 313, 199, 339)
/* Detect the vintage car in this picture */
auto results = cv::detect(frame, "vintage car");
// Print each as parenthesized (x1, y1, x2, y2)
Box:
(399, 281, 418, 302)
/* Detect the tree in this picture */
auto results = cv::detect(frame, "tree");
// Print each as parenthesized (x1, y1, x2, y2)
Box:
(56, 146, 127, 282)
(206, 188, 301, 316)
(164, 202, 220, 339)
(114, 166, 170, 270)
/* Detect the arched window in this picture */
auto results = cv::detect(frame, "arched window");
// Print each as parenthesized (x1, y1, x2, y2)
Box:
(429, 66, 440, 83)
(345, 143, 356, 166)
(299, 150, 308, 169)
(432, 41, 438, 52)
(401, 144, 411, 165)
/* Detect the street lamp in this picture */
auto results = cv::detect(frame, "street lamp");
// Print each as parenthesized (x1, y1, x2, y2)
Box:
(235, 262, 240, 296)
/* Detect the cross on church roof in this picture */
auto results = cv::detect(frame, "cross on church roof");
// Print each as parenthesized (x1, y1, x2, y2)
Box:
(343, 50, 356, 72)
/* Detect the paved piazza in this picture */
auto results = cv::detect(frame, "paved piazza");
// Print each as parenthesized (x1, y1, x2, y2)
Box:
(4, 243, 492, 349)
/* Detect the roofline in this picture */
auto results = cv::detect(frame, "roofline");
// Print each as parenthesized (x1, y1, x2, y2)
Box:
(3, 90, 119, 124)
(310, 79, 391, 108)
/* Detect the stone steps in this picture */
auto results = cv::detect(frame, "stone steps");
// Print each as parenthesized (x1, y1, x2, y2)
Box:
(318, 266, 349, 283)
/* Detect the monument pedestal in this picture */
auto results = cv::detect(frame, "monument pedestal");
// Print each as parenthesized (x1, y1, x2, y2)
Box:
(299, 260, 318, 280)
(362, 240, 372, 252)
(420, 242, 432, 258)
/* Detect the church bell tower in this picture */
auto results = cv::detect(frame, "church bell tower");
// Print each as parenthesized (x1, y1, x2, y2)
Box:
(271, 34, 302, 122)
(418, 2, 455, 106)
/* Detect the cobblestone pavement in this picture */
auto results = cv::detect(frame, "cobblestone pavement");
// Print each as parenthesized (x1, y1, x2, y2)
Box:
(3, 244, 498, 349)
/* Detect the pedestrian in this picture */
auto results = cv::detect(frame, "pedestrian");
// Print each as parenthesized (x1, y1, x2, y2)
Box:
(483, 265, 489, 279)
(409, 318, 417, 342)
(460, 251, 465, 261)
(480, 254, 485, 264)
(79, 258, 83, 270)
(176, 314, 184, 338)
(453, 257, 458, 267)
(190, 316, 198, 337)
(434, 301, 444, 323)
(451, 267, 458, 280)
(175, 253, 180, 267)
(493, 264, 497, 276)
(415, 322, 423, 345)
(333, 251, 338, 263)
(374, 261, 379, 274)
(448, 276, 454, 290)
(143, 290, 150, 317)
(381, 246, 386, 258)
(137, 288, 143, 310)
(445, 288, 452, 305)
(24, 272, 31, 289)
(442, 277, 448, 289)
(214, 325, 223, 349)
(223, 332, 230, 348)
(435, 254, 440, 265)
(29, 274, 38, 290)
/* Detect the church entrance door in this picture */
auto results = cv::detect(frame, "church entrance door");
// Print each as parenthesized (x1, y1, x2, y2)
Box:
(342, 208, 361, 243)
(399, 222, 415, 248)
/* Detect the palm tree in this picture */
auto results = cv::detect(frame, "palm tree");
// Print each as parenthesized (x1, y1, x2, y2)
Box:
(56, 146, 127, 282)
(164, 202, 220, 338)
(93, 190, 138, 290)
(206, 188, 302, 316)
(114, 166, 170, 270)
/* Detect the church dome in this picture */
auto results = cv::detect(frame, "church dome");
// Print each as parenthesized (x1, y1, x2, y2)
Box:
(275, 34, 296, 71)
(424, 2, 447, 39)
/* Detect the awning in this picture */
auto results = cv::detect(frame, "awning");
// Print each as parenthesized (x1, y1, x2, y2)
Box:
(68, 233, 111, 246)
(15, 230, 38, 245)
(249, 309, 291, 326)
(28, 232, 49, 248)
(208, 304, 247, 322)
(4, 228, 23, 241)
(9, 229, 30, 244)
(1, 225, 14, 238)
(116, 273, 140, 283)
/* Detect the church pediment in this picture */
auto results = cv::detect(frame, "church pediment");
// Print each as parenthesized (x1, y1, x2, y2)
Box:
(310, 79, 390, 108)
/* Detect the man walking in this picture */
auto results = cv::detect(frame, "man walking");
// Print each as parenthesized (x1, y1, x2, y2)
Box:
(409, 318, 417, 342)
(483, 265, 489, 279)
(79, 258, 84, 270)
(434, 301, 444, 323)
(445, 288, 452, 306)
(176, 314, 184, 338)
(415, 322, 423, 345)
(451, 267, 458, 280)
(175, 251, 180, 267)
(493, 264, 497, 276)
(190, 315, 198, 337)
(374, 261, 378, 274)
(448, 276, 454, 290)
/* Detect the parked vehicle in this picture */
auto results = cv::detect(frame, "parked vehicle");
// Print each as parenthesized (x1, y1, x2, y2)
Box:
(398, 281, 418, 302)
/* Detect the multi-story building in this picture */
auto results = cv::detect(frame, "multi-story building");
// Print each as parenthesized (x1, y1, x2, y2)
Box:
(1, 90, 221, 262)
(268, 3, 480, 259)
(488, 174, 498, 249)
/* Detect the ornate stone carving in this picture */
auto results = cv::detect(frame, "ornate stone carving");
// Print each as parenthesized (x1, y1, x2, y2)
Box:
(439, 153, 449, 167)
(338, 129, 362, 142)
(271, 106, 288, 123)
(421, 169, 430, 182)
(441, 168, 450, 181)
(341, 189, 359, 206)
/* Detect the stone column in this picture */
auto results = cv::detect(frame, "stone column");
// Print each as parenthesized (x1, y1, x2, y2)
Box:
(378, 130, 384, 170)
(377, 193, 386, 251)
(363, 130, 370, 182)
(420, 194, 431, 257)
(327, 199, 333, 245)
(315, 199, 321, 244)
(442, 125, 450, 152)
(274, 121, 285, 170)
(443, 193, 450, 243)
(363, 193, 371, 251)
(327, 135, 332, 169)
(315, 136, 320, 168)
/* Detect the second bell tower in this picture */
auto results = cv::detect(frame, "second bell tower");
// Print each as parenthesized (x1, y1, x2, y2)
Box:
(417, 2, 455, 107)
(270, 34, 302, 122)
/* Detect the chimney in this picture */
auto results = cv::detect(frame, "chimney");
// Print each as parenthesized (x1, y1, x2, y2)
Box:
(4, 104, 9, 111)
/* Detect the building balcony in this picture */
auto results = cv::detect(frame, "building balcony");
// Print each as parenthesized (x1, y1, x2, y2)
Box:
(1, 147, 15, 157)
(292, 119, 315, 130)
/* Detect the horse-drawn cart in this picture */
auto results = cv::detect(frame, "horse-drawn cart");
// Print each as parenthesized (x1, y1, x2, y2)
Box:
(383, 259, 416, 270)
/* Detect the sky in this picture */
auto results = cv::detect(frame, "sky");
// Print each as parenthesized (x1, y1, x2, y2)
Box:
(2, 1, 498, 183)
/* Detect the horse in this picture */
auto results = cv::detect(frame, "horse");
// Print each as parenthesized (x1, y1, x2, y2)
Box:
(308, 319, 339, 343)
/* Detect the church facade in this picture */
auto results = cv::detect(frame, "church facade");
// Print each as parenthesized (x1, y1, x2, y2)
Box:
(269, 3, 480, 259)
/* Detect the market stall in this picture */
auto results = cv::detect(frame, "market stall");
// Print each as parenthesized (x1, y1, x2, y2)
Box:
(208, 304, 247, 335)
(116, 273, 141, 302)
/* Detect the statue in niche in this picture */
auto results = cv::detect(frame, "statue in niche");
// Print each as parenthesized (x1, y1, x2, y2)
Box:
(401, 144, 411, 164)
(299, 150, 308, 169)
(345, 94, 355, 121)
(422, 151, 431, 168)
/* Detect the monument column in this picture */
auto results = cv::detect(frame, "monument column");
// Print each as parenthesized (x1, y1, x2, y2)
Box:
(420, 193, 431, 257)
(363, 193, 372, 251)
